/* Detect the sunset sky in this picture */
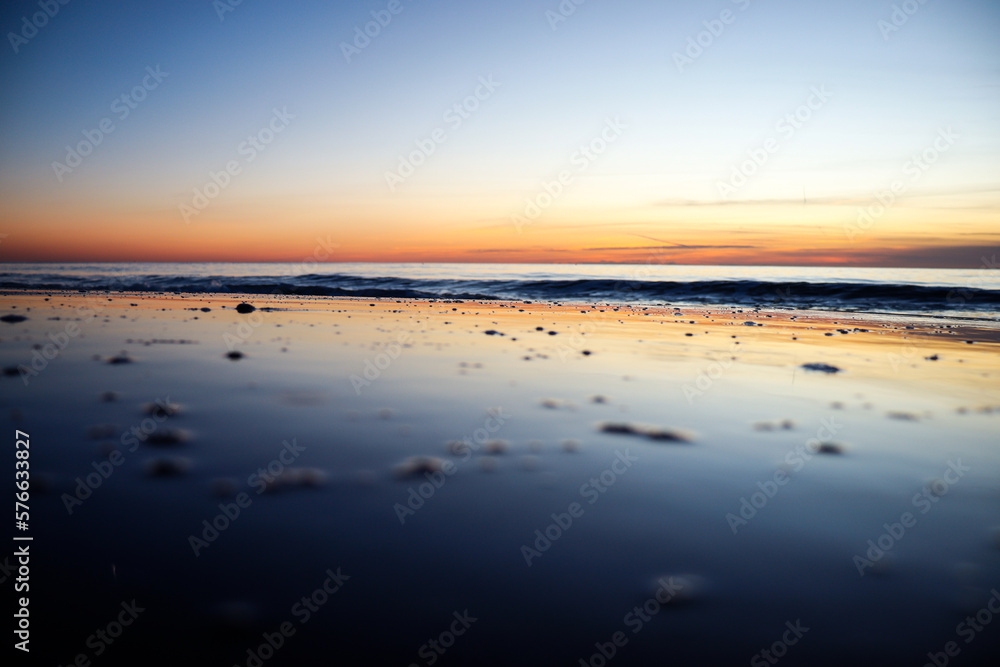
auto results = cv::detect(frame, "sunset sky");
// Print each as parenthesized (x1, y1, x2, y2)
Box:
(1, 0, 997, 267)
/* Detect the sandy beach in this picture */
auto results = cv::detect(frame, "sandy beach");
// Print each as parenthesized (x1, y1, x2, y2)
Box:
(2, 290, 998, 665)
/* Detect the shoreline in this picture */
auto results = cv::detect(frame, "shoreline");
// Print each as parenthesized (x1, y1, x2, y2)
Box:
(3, 290, 998, 665)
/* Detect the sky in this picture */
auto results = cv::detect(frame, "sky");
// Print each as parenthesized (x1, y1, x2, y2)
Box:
(1, 0, 998, 267)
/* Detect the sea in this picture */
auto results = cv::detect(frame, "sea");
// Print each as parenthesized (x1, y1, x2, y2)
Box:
(2, 262, 998, 319)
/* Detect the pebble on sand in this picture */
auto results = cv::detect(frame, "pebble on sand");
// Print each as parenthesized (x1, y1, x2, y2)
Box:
(107, 352, 134, 364)
(752, 419, 796, 431)
(446, 440, 472, 456)
(926, 478, 951, 498)
(145, 456, 191, 477)
(597, 421, 694, 443)
(645, 427, 695, 443)
(394, 456, 448, 479)
(259, 467, 326, 492)
(145, 429, 191, 446)
(815, 441, 845, 455)
(801, 363, 842, 373)
(561, 438, 581, 452)
(235, 303, 256, 313)
(0, 314, 28, 323)
(226, 351, 245, 360)
(483, 439, 509, 454)
(142, 401, 182, 418)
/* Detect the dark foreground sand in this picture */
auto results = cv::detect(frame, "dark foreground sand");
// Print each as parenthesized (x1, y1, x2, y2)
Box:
(2, 291, 999, 666)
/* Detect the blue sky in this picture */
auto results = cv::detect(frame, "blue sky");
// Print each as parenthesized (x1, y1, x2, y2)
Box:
(1, 0, 998, 265)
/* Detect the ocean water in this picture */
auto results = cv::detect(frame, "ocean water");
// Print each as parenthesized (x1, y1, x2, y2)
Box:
(2, 262, 998, 318)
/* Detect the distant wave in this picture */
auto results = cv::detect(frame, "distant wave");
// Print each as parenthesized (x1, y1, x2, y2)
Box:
(2, 272, 998, 314)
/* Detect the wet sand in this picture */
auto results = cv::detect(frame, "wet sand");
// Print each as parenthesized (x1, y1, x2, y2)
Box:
(2, 291, 999, 666)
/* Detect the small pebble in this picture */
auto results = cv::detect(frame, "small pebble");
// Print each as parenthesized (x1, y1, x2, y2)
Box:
(561, 439, 581, 453)
(801, 363, 841, 373)
(144, 429, 191, 446)
(483, 439, 509, 455)
(145, 457, 191, 477)
(394, 456, 447, 479)
(142, 401, 182, 418)
(258, 467, 326, 493)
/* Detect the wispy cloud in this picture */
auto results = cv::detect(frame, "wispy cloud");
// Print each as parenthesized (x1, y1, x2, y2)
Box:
(585, 244, 756, 252)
